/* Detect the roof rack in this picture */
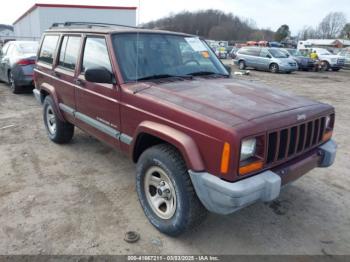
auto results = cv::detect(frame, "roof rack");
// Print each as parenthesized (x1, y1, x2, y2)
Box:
(50, 21, 139, 29)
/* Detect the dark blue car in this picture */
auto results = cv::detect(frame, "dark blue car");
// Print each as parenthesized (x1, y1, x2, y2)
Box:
(282, 48, 315, 71)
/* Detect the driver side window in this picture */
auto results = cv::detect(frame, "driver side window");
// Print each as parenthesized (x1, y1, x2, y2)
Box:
(82, 37, 112, 73)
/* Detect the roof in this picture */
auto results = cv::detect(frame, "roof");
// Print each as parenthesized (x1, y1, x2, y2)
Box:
(13, 3, 137, 25)
(304, 39, 346, 46)
(0, 24, 14, 32)
(45, 25, 193, 37)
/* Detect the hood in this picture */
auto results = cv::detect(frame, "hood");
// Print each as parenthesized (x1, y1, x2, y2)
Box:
(319, 54, 341, 59)
(138, 78, 319, 126)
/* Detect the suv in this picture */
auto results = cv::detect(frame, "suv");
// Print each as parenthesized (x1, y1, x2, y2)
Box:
(33, 23, 337, 236)
(234, 46, 298, 73)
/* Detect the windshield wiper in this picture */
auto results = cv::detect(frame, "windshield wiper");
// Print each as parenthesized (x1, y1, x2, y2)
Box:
(187, 71, 228, 77)
(136, 74, 192, 81)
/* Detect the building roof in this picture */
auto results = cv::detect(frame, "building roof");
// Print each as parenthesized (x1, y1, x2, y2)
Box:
(13, 3, 137, 25)
(304, 39, 350, 46)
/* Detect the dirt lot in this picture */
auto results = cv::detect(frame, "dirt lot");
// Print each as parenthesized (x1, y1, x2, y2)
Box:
(0, 67, 349, 255)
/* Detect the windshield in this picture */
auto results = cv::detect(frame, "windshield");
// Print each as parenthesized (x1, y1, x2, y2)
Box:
(17, 42, 38, 54)
(317, 49, 332, 55)
(268, 48, 288, 58)
(287, 49, 302, 56)
(112, 33, 228, 82)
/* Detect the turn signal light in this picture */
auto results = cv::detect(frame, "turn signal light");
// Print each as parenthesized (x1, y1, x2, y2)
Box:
(239, 160, 264, 175)
(322, 130, 333, 142)
(220, 142, 231, 174)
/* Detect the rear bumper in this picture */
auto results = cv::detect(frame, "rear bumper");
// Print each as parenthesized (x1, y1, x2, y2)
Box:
(189, 139, 337, 215)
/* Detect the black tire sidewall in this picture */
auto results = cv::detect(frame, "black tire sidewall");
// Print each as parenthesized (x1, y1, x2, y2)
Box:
(270, 63, 279, 73)
(136, 148, 192, 236)
(239, 60, 245, 70)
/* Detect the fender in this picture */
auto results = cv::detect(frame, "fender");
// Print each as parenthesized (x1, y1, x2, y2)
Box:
(132, 121, 205, 171)
(39, 83, 65, 122)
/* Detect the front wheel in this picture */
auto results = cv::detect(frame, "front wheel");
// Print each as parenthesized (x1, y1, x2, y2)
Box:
(136, 144, 207, 236)
(43, 96, 74, 144)
(269, 63, 279, 73)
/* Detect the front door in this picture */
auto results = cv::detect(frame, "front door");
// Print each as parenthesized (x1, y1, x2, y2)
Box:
(75, 35, 121, 148)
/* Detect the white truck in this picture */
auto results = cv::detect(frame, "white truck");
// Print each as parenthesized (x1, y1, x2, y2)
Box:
(299, 47, 345, 71)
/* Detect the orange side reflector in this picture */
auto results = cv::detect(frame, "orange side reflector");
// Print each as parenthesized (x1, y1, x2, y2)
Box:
(239, 160, 264, 176)
(220, 142, 231, 174)
(322, 130, 333, 142)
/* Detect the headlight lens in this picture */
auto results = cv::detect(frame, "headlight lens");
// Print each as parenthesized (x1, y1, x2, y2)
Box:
(240, 138, 256, 161)
(325, 115, 331, 129)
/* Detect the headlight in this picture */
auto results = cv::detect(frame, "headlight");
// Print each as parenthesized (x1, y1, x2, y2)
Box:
(240, 138, 256, 161)
(331, 58, 337, 63)
(325, 115, 331, 129)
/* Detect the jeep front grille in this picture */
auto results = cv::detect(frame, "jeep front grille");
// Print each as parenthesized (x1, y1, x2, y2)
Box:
(266, 116, 327, 164)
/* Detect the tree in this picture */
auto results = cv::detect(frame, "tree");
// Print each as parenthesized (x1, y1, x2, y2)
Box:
(318, 12, 347, 38)
(341, 23, 350, 39)
(298, 26, 319, 40)
(274, 24, 290, 41)
(142, 9, 274, 41)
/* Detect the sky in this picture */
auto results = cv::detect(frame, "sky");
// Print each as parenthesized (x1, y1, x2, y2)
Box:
(1, 0, 349, 35)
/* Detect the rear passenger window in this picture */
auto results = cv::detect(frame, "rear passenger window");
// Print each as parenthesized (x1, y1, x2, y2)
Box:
(82, 37, 112, 73)
(39, 35, 59, 64)
(58, 36, 81, 70)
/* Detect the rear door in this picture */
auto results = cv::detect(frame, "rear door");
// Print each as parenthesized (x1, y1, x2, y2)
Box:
(75, 35, 121, 148)
(52, 34, 82, 122)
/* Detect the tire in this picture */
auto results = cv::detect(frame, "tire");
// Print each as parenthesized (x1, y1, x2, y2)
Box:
(136, 144, 207, 236)
(269, 63, 279, 73)
(324, 61, 331, 71)
(43, 96, 74, 144)
(8, 71, 21, 94)
(238, 60, 246, 70)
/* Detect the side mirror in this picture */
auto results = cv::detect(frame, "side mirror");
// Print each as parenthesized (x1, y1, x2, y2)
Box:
(266, 54, 272, 58)
(85, 67, 116, 84)
(224, 65, 232, 76)
(286, 54, 290, 57)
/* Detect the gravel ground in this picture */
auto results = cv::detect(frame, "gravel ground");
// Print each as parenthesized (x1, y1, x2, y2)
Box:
(0, 66, 349, 255)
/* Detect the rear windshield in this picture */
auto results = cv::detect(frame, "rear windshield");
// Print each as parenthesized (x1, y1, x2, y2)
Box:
(17, 42, 38, 54)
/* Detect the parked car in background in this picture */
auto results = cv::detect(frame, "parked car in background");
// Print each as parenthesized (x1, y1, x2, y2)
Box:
(215, 46, 228, 59)
(229, 47, 239, 58)
(0, 41, 38, 93)
(299, 48, 344, 71)
(281, 48, 315, 71)
(338, 49, 350, 69)
(234, 46, 298, 73)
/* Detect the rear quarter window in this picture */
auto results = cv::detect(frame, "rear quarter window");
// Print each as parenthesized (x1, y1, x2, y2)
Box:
(38, 35, 59, 64)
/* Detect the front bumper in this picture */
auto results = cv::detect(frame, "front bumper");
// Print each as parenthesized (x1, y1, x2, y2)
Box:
(278, 64, 298, 72)
(189, 139, 337, 215)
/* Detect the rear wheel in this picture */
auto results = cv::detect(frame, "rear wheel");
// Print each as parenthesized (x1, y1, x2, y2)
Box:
(324, 61, 331, 71)
(8, 71, 21, 94)
(269, 63, 279, 73)
(136, 144, 207, 236)
(43, 96, 74, 144)
(238, 60, 246, 70)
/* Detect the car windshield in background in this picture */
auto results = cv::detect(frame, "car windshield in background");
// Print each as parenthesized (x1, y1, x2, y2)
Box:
(287, 49, 302, 56)
(268, 48, 288, 58)
(17, 42, 38, 54)
(112, 33, 228, 82)
(318, 50, 332, 55)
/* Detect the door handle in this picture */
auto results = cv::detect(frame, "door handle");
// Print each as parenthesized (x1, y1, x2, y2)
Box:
(52, 71, 61, 78)
(74, 79, 84, 86)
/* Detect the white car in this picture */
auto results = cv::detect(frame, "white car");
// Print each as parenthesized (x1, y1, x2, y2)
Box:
(310, 48, 345, 71)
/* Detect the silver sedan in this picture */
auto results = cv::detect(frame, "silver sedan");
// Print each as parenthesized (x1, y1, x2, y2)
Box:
(0, 41, 38, 94)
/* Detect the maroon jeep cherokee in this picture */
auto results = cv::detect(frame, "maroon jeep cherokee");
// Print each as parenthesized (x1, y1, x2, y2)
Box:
(33, 22, 337, 236)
